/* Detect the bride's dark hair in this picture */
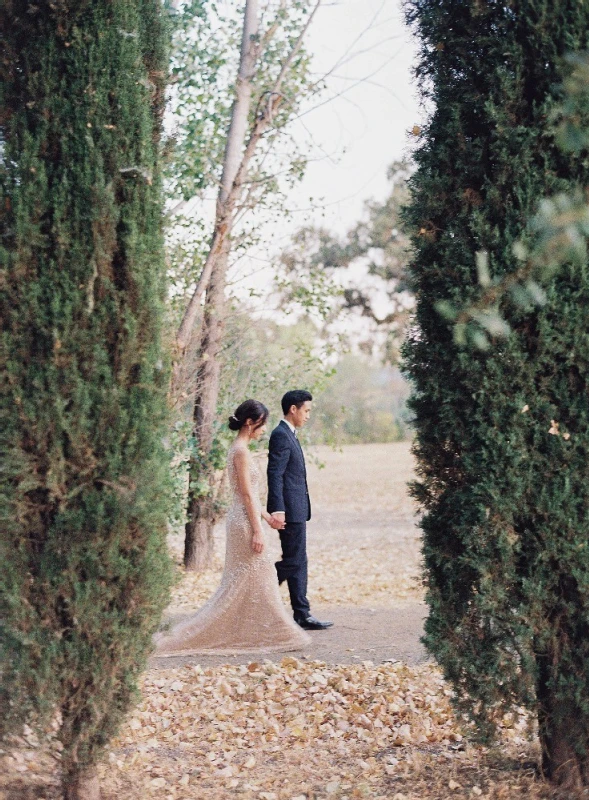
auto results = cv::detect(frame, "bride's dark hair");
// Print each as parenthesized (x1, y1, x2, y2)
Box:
(228, 399, 269, 431)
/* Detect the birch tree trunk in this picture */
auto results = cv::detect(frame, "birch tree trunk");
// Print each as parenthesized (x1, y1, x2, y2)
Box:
(183, 0, 259, 570)
(175, 0, 258, 360)
(183, 245, 230, 569)
(179, 0, 320, 570)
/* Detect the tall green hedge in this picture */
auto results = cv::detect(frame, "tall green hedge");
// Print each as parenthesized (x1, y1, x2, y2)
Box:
(404, 0, 589, 789)
(1, 0, 172, 792)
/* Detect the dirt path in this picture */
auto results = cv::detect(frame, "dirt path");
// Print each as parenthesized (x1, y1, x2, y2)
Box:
(151, 601, 428, 669)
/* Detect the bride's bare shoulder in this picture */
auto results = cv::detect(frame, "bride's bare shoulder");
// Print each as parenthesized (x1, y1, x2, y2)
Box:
(230, 442, 249, 464)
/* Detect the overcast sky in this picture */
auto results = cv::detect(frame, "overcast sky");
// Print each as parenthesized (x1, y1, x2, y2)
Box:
(232, 0, 423, 313)
(283, 0, 422, 236)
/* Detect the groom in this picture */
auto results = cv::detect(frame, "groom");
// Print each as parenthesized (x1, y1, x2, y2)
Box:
(267, 390, 333, 631)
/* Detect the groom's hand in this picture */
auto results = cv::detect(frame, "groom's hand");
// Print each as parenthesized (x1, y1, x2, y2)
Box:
(269, 512, 286, 530)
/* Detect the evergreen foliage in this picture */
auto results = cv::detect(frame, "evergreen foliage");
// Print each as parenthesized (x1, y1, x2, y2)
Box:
(1, 0, 172, 789)
(404, 0, 589, 788)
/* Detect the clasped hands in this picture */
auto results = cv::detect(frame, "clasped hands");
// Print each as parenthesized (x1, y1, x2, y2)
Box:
(252, 513, 286, 553)
(267, 512, 286, 530)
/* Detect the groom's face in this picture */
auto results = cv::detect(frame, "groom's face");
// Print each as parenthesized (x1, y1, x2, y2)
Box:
(290, 400, 312, 428)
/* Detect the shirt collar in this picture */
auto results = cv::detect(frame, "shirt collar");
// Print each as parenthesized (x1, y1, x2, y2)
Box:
(282, 418, 296, 435)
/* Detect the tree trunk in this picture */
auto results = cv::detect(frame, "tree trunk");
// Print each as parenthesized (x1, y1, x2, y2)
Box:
(193, 247, 229, 454)
(180, 0, 259, 571)
(537, 653, 589, 791)
(174, 0, 259, 356)
(173, 0, 319, 366)
(183, 246, 229, 570)
(178, 0, 320, 570)
(63, 764, 101, 800)
(184, 493, 216, 571)
(218, 0, 259, 206)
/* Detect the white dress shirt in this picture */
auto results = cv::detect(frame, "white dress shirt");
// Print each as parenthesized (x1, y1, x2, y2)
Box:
(282, 418, 296, 435)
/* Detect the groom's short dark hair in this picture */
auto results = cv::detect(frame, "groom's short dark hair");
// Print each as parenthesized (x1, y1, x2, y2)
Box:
(281, 390, 313, 416)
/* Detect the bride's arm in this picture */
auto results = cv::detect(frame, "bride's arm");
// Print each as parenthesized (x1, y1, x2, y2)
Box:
(232, 447, 265, 554)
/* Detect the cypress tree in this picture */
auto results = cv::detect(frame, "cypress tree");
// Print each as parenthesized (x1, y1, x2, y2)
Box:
(404, 0, 589, 789)
(1, 1, 172, 796)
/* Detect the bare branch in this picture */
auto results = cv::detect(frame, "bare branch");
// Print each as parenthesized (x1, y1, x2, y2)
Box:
(175, 226, 227, 352)
(312, 0, 388, 84)
(293, 47, 405, 122)
(164, 198, 189, 220)
(258, 0, 286, 52)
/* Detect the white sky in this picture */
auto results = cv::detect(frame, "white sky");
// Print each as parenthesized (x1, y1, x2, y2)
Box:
(230, 0, 423, 330)
(279, 0, 421, 237)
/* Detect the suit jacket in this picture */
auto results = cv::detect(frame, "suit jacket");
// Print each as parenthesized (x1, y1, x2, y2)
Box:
(267, 420, 311, 523)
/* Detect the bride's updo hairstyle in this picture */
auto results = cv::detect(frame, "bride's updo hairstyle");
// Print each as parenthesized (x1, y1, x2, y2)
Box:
(228, 399, 269, 432)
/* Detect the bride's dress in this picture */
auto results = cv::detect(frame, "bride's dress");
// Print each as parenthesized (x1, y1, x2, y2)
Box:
(154, 443, 311, 656)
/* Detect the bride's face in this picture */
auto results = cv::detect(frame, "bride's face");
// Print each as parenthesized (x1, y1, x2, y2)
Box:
(249, 419, 267, 441)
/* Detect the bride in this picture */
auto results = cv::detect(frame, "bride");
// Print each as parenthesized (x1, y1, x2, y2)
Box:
(154, 399, 311, 655)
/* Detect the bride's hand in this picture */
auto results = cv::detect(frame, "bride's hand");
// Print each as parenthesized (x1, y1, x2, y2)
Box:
(263, 511, 286, 530)
(251, 530, 264, 554)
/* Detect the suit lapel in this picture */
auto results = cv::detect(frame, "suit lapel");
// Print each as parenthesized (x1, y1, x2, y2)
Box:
(280, 420, 306, 470)
(279, 419, 296, 444)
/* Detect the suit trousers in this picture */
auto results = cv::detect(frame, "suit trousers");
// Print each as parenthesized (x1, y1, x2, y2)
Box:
(275, 522, 311, 620)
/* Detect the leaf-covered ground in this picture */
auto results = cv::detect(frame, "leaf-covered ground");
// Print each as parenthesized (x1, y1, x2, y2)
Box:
(0, 444, 556, 799)
(1, 658, 550, 800)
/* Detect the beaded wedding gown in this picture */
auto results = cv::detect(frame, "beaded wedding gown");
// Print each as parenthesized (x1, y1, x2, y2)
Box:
(154, 443, 311, 656)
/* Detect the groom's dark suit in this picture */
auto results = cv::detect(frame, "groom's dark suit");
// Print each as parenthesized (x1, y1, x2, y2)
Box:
(267, 420, 311, 620)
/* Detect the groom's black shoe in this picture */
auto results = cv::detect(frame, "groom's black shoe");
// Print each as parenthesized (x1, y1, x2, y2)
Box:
(295, 614, 334, 630)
